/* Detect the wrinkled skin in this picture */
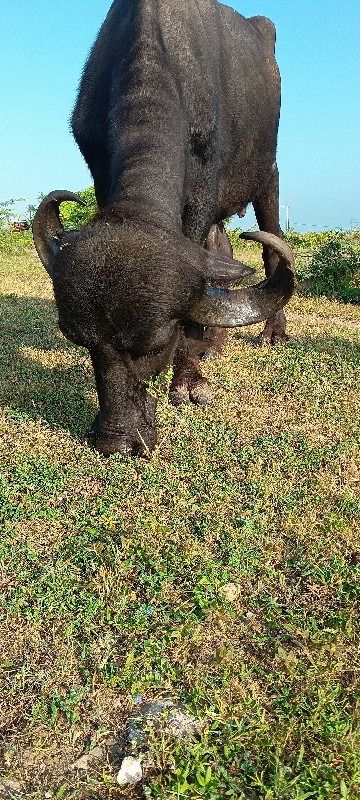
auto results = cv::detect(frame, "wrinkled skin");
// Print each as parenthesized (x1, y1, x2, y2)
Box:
(33, 1, 296, 456)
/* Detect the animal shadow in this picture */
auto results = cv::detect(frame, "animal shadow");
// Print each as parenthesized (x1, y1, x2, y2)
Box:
(2, 294, 358, 444)
(0, 294, 96, 439)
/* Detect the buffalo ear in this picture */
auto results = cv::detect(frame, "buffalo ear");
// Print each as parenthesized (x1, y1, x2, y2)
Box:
(203, 222, 255, 282)
(203, 250, 255, 283)
(32, 191, 86, 277)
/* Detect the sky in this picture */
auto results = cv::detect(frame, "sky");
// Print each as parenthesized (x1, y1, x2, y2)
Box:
(1, 0, 359, 232)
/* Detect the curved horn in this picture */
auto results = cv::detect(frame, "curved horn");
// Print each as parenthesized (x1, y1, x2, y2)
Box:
(189, 230, 296, 327)
(32, 190, 86, 277)
(239, 230, 294, 262)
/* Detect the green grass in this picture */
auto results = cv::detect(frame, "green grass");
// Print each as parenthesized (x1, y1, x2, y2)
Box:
(0, 236, 359, 799)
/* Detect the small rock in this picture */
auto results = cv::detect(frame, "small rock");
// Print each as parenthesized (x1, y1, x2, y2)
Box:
(71, 734, 121, 773)
(126, 698, 201, 750)
(116, 756, 143, 787)
(72, 744, 105, 771)
(72, 754, 90, 771)
(221, 582, 240, 602)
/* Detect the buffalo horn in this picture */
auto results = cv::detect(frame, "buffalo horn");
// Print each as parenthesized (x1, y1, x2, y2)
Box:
(189, 230, 296, 327)
(32, 190, 86, 277)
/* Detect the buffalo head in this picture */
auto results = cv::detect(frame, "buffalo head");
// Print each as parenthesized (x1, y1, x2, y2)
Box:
(33, 192, 295, 456)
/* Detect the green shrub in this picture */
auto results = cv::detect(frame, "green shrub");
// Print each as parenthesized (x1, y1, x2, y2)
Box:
(225, 225, 259, 254)
(0, 228, 33, 255)
(294, 231, 360, 303)
(227, 226, 360, 304)
(59, 187, 98, 230)
(284, 230, 332, 253)
(0, 189, 98, 254)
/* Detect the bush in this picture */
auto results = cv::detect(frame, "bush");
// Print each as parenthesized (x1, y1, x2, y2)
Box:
(224, 225, 260, 254)
(227, 226, 360, 304)
(0, 189, 98, 254)
(294, 231, 360, 303)
(284, 230, 331, 253)
(0, 228, 33, 255)
(59, 187, 98, 230)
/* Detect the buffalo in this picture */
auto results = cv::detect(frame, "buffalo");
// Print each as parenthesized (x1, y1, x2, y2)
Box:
(33, 0, 295, 456)
(12, 220, 29, 233)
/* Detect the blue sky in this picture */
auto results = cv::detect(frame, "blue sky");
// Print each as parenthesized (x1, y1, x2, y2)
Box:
(1, 0, 359, 231)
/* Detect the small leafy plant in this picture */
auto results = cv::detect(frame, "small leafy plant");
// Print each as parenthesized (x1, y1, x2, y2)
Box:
(146, 365, 174, 398)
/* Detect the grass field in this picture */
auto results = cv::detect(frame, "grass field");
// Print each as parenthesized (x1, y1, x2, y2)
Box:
(0, 236, 359, 799)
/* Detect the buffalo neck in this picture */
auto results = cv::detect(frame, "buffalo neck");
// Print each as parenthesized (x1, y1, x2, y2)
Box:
(106, 1, 187, 233)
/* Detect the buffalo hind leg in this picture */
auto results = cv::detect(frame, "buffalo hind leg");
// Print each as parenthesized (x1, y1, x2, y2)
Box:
(253, 163, 288, 344)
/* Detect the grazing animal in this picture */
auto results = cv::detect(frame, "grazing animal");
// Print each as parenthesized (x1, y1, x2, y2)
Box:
(12, 220, 29, 233)
(33, 0, 295, 456)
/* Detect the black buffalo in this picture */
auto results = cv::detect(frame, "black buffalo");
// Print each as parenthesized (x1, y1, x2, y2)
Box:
(12, 220, 29, 233)
(33, 0, 295, 456)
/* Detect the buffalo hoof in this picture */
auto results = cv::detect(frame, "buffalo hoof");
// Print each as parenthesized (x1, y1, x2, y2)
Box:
(169, 384, 190, 406)
(89, 413, 154, 457)
(169, 379, 212, 406)
(258, 310, 288, 345)
(189, 379, 212, 406)
(95, 434, 153, 457)
(96, 439, 138, 457)
(201, 348, 221, 361)
(270, 331, 289, 344)
(257, 330, 289, 346)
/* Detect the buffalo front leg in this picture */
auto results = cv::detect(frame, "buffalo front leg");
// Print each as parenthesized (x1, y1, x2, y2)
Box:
(253, 163, 288, 344)
(89, 345, 157, 456)
(169, 325, 213, 407)
(201, 326, 228, 360)
(202, 222, 231, 358)
(169, 222, 233, 405)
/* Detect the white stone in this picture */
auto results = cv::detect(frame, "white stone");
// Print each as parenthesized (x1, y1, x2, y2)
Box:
(221, 582, 240, 602)
(116, 756, 143, 787)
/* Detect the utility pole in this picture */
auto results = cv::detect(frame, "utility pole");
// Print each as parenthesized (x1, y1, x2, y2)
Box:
(280, 203, 290, 232)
